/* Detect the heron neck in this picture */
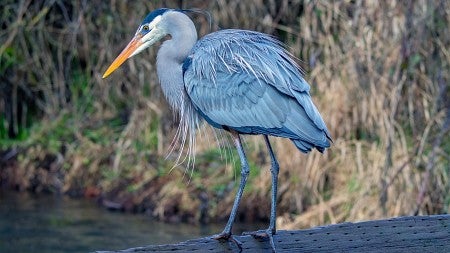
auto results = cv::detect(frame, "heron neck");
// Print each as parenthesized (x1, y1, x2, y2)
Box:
(156, 11, 197, 112)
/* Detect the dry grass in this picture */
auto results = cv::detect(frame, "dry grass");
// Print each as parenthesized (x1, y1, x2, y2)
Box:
(1, 0, 449, 228)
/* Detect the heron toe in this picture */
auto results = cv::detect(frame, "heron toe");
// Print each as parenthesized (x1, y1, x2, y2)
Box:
(243, 229, 277, 252)
(243, 229, 272, 239)
(212, 232, 243, 252)
(212, 231, 231, 241)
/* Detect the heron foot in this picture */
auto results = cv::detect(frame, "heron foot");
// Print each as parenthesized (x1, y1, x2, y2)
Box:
(243, 229, 277, 252)
(212, 232, 243, 252)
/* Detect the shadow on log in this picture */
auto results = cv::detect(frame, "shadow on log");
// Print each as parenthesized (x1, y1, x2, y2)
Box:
(96, 215, 449, 252)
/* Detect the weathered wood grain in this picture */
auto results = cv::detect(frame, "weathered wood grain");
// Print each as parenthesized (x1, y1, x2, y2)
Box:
(96, 214, 450, 253)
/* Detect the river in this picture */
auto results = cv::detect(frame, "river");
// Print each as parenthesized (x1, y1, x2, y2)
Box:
(0, 190, 249, 253)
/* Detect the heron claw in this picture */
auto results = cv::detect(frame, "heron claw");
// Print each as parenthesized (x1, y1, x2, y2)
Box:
(212, 232, 243, 252)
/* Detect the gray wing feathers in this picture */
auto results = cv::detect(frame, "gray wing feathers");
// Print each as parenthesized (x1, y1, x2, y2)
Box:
(184, 29, 331, 150)
(188, 73, 287, 129)
(292, 90, 331, 137)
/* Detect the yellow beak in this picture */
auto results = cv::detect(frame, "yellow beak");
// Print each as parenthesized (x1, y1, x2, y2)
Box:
(102, 35, 143, 78)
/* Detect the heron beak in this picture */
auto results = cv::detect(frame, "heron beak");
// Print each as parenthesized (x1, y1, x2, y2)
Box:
(102, 34, 143, 78)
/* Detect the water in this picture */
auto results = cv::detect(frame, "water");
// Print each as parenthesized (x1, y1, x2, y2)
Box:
(0, 190, 226, 253)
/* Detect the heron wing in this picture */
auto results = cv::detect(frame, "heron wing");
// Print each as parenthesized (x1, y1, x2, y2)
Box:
(183, 29, 331, 150)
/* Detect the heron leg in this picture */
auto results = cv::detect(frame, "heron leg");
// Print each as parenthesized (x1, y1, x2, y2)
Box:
(243, 135, 279, 252)
(212, 132, 248, 251)
(265, 135, 279, 235)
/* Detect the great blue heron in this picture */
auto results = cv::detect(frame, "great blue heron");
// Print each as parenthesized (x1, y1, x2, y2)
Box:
(103, 8, 331, 251)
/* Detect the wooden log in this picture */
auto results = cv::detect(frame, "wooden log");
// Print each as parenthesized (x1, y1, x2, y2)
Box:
(96, 214, 450, 253)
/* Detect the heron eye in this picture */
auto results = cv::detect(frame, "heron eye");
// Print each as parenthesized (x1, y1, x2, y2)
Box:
(142, 25, 149, 31)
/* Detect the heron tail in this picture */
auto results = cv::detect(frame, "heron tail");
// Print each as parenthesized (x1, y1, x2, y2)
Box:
(291, 138, 329, 153)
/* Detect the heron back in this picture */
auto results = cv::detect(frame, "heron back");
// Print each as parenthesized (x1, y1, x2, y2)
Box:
(183, 29, 331, 153)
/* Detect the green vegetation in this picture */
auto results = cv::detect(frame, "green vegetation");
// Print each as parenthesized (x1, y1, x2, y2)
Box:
(0, 0, 448, 228)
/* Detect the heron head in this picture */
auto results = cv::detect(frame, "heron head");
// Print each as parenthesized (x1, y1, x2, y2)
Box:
(102, 8, 171, 78)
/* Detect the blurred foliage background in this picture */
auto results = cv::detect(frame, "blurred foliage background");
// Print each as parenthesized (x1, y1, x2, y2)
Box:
(0, 0, 449, 228)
